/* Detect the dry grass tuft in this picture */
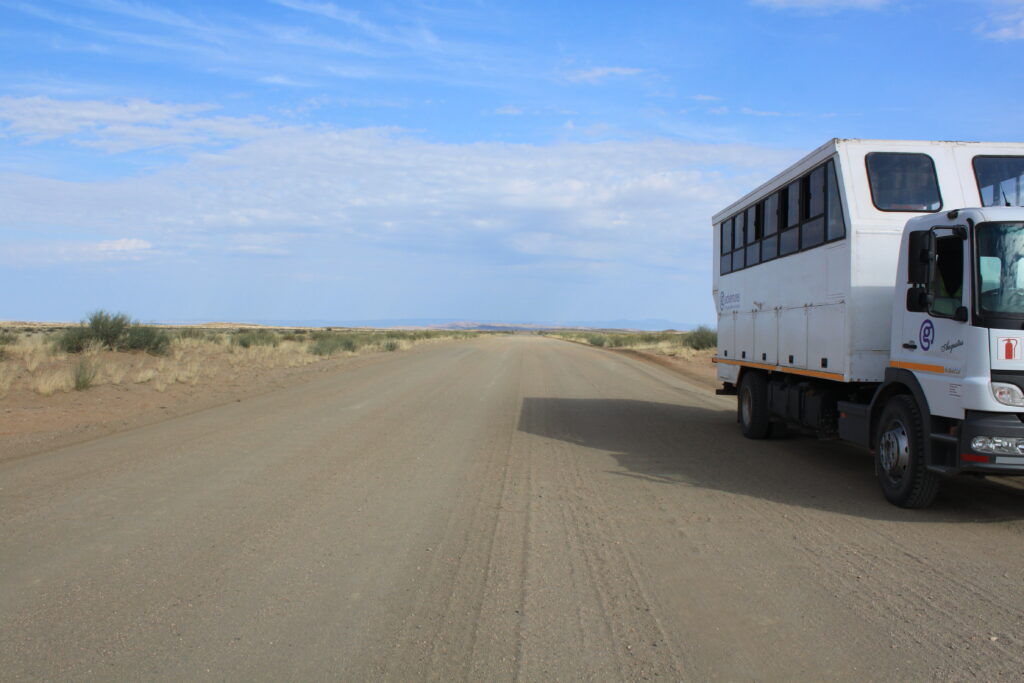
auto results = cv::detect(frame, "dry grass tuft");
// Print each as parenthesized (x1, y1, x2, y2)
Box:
(0, 365, 12, 398)
(34, 368, 72, 396)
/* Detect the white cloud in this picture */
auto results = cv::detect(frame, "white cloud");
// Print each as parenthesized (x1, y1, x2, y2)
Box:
(740, 107, 782, 117)
(564, 67, 644, 84)
(1, 237, 153, 266)
(977, 2, 1024, 40)
(0, 96, 274, 151)
(260, 75, 315, 87)
(0, 104, 798, 277)
(692, 94, 720, 102)
(495, 106, 523, 115)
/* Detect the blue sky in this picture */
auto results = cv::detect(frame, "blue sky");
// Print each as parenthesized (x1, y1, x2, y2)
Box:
(2, 0, 1023, 327)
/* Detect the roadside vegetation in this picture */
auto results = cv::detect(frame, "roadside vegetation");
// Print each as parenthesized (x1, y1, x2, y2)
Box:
(540, 326, 717, 357)
(0, 312, 482, 398)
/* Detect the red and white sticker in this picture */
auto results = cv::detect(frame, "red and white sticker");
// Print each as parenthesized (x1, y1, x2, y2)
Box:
(998, 337, 1022, 360)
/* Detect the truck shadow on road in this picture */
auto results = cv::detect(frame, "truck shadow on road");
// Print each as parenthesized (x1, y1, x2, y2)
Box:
(517, 397, 1024, 522)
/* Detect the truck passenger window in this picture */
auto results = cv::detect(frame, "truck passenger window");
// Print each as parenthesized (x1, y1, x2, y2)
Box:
(826, 160, 846, 240)
(763, 194, 779, 236)
(973, 156, 1024, 207)
(929, 236, 963, 317)
(866, 152, 942, 212)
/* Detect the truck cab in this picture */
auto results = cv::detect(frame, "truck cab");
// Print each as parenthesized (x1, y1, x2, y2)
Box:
(882, 207, 1024, 486)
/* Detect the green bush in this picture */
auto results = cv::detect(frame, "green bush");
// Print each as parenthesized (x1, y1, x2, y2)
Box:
(54, 311, 171, 355)
(684, 325, 717, 350)
(233, 330, 279, 348)
(0, 329, 15, 346)
(87, 310, 131, 349)
(72, 358, 97, 391)
(310, 334, 358, 356)
(123, 324, 171, 355)
(55, 326, 94, 353)
(176, 328, 208, 340)
(383, 340, 400, 352)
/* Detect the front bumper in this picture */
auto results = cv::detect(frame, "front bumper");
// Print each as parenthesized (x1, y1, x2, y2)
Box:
(954, 410, 1024, 474)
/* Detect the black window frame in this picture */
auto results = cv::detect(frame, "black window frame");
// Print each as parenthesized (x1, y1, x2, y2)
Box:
(865, 152, 943, 213)
(717, 157, 847, 276)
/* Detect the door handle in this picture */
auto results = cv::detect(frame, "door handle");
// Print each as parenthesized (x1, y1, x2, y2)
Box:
(902, 342, 917, 350)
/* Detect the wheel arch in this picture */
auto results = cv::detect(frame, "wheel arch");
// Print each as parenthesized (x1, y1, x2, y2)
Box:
(870, 368, 932, 455)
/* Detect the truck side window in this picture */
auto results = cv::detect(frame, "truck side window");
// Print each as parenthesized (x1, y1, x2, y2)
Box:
(826, 160, 846, 240)
(929, 236, 963, 317)
(866, 152, 942, 212)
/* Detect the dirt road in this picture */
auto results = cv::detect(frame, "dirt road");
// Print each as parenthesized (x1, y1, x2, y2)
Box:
(3, 335, 1023, 680)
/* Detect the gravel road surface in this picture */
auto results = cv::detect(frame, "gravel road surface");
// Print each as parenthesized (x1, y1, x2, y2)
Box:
(3, 335, 1023, 680)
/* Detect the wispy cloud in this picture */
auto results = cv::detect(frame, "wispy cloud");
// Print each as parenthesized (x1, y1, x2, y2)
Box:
(0, 96, 272, 151)
(1, 237, 153, 266)
(495, 105, 523, 115)
(740, 106, 782, 117)
(977, 1, 1024, 40)
(261, 74, 315, 87)
(692, 94, 720, 102)
(0, 97, 798, 273)
(564, 67, 644, 84)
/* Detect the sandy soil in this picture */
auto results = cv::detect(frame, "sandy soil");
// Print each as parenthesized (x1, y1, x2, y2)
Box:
(0, 337, 459, 463)
(4, 335, 1024, 681)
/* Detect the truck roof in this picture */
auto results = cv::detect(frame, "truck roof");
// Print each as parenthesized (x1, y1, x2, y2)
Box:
(712, 139, 1024, 224)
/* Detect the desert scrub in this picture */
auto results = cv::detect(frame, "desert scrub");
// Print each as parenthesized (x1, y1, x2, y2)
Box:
(542, 328, 717, 354)
(72, 358, 98, 391)
(0, 328, 16, 359)
(55, 310, 170, 355)
(122, 324, 171, 355)
(233, 329, 280, 348)
(310, 333, 359, 356)
(684, 325, 717, 350)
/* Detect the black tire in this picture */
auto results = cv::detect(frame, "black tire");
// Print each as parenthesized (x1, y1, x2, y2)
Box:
(875, 395, 941, 508)
(738, 371, 771, 439)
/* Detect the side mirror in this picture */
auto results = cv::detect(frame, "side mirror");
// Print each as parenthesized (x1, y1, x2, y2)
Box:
(906, 287, 928, 312)
(953, 306, 969, 323)
(907, 230, 931, 284)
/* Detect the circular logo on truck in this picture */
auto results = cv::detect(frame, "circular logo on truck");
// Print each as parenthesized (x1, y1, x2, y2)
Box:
(919, 320, 935, 351)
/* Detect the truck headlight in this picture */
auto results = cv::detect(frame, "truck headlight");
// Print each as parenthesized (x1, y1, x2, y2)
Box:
(991, 382, 1024, 407)
(971, 436, 1024, 455)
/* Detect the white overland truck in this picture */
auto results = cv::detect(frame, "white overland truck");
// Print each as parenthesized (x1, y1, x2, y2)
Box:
(712, 139, 1024, 508)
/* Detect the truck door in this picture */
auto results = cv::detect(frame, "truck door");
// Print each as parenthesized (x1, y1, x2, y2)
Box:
(897, 227, 968, 418)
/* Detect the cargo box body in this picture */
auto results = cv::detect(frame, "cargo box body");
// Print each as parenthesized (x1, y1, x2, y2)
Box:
(712, 138, 1024, 386)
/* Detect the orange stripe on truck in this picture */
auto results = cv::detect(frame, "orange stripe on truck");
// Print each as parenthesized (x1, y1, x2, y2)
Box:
(889, 360, 945, 374)
(714, 357, 845, 382)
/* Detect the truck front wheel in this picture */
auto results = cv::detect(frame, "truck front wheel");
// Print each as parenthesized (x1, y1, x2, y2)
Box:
(875, 395, 941, 508)
(738, 371, 771, 439)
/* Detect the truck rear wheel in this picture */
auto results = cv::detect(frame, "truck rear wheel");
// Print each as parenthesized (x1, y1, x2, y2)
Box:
(875, 395, 941, 508)
(738, 371, 771, 439)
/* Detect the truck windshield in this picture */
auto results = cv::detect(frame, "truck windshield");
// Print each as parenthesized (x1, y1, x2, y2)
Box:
(977, 222, 1024, 316)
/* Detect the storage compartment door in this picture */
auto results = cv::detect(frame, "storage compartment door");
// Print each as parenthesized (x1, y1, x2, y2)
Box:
(754, 309, 778, 365)
(807, 303, 845, 376)
(779, 307, 808, 369)
(718, 311, 736, 359)
(736, 312, 754, 361)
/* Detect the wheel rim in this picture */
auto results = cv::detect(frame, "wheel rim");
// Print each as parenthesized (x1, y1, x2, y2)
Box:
(740, 387, 752, 427)
(879, 420, 910, 481)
